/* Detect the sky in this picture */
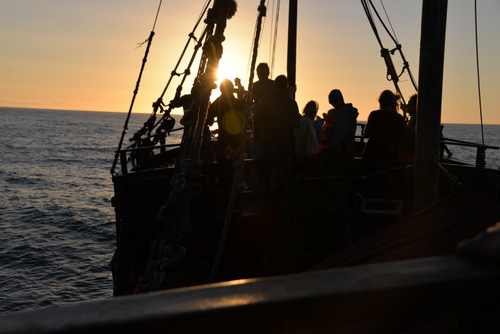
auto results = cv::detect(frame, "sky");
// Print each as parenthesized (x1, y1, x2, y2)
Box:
(1, 0, 499, 124)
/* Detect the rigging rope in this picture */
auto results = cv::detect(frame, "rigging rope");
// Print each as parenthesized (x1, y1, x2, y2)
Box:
(158, 0, 212, 100)
(209, 0, 268, 284)
(379, 0, 399, 44)
(267, 0, 274, 65)
(150, 26, 208, 131)
(361, 0, 405, 109)
(110, 0, 164, 175)
(474, 0, 485, 146)
(125, 1, 212, 161)
(137, 0, 225, 292)
(269, 0, 281, 78)
(361, 0, 418, 96)
(151, 0, 164, 31)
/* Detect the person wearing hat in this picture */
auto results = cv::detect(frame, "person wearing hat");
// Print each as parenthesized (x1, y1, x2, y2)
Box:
(362, 90, 409, 160)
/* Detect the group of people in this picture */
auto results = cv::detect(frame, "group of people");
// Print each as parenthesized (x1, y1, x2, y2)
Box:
(197, 62, 417, 178)
(293, 89, 417, 177)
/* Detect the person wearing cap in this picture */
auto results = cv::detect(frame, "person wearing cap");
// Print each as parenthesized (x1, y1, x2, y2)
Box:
(362, 90, 409, 160)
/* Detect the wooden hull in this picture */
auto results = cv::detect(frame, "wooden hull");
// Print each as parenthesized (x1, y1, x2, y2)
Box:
(110, 145, 500, 296)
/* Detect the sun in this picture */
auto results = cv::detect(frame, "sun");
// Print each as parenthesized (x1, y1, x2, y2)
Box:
(215, 59, 247, 91)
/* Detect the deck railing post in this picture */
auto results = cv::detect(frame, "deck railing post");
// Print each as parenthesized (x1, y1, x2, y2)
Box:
(120, 151, 128, 175)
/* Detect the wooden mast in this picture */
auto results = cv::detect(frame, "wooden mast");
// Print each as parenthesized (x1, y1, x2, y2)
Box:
(287, 0, 298, 99)
(414, 0, 448, 211)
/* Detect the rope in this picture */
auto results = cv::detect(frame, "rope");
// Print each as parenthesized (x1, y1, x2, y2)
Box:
(245, 0, 268, 112)
(208, 0, 270, 283)
(137, 159, 203, 292)
(269, 0, 280, 77)
(208, 153, 247, 283)
(150, 26, 209, 133)
(110, 0, 164, 175)
(437, 160, 462, 191)
(267, 0, 274, 66)
(474, 0, 485, 146)
(361, 1, 384, 48)
(134, 0, 223, 293)
(158, 1, 212, 101)
(151, 0, 164, 31)
(361, 0, 402, 98)
(378, 0, 399, 45)
(361, 0, 418, 93)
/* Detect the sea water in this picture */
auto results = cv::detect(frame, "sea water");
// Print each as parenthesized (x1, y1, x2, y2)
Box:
(0, 107, 499, 315)
(0, 107, 182, 314)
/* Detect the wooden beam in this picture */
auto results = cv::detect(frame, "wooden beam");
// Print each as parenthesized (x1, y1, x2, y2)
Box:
(414, 0, 448, 210)
(2, 256, 500, 333)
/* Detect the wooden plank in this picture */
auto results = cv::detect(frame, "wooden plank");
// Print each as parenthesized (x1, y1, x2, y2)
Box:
(1, 256, 500, 333)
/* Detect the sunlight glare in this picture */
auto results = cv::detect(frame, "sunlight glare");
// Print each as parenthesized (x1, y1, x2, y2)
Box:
(215, 59, 246, 94)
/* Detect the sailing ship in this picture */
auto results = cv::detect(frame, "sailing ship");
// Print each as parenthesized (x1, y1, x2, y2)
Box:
(2, 1, 499, 333)
(109, 0, 500, 296)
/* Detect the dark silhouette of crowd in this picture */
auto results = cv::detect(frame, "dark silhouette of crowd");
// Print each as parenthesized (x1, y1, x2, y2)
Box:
(176, 62, 417, 187)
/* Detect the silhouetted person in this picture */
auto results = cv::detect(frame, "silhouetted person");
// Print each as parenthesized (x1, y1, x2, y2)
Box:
(313, 112, 324, 145)
(406, 94, 417, 140)
(234, 77, 246, 100)
(254, 75, 301, 160)
(316, 89, 359, 174)
(362, 90, 409, 160)
(252, 75, 300, 193)
(208, 79, 245, 163)
(252, 63, 275, 107)
(251, 63, 275, 161)
(178, 81, 214, 163)
(295, 100, 319, 173)
(402, 93, 418, 160)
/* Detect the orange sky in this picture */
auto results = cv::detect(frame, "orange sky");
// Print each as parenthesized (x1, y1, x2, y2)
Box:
(1, 1, 499, 124)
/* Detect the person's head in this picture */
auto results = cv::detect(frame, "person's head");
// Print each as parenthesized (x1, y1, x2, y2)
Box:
(328, 89, 344, 108)
(303, 100, 319, 119)
(407, 94, 417, 116)
(256, 63, 270, 80)
(219, 79, 234, 96)
(274, 75, 289, 90)
(378, 90, 400, 110)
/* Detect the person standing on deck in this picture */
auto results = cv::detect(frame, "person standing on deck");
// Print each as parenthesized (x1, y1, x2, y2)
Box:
(253, 75, 301, 192)
(251, 63, 276, 160)
(207, 79, 245, 163)
(406, 93, 418, 140)
(403, 93, 418, 160)
(254, 75, 301, 160)
(313, 113, 324, 145)
(295, 100, 320, 174)
(317, 89, 359, 174)
(362, 90, 409, 160)
(252, 63, 275, 107)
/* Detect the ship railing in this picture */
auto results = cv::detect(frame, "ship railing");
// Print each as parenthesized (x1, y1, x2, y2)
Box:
(441, 137, 499, 168)
(2, 255, 500, 333)
(353, 124, 499, 168)
(116, 128, 183, 176)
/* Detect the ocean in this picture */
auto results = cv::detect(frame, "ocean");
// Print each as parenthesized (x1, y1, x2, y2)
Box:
(0, 107, 499, 315)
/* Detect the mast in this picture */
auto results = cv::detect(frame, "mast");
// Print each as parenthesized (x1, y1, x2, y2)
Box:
(287, 0, 298, 99)
(414, 0, 448, 211)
